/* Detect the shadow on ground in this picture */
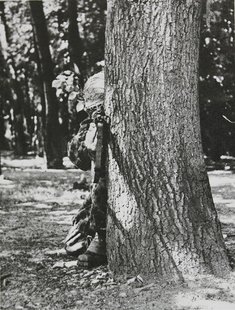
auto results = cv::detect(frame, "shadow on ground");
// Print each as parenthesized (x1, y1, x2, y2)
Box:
(0, 158, 235, 309)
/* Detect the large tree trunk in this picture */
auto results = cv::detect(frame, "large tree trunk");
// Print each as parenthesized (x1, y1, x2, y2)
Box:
(30, 0, 63, 168)
(105, 0, 230, 281)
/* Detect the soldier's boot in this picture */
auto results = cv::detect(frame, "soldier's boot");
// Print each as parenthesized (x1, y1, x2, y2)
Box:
(77, 232, 107, 268)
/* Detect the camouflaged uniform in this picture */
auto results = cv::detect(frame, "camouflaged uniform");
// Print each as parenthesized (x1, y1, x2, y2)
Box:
(67, 71, 107, 267)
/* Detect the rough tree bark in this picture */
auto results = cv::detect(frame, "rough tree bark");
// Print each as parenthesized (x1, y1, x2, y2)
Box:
(105, 0, 230, 281)
(30, 0, 63, 168)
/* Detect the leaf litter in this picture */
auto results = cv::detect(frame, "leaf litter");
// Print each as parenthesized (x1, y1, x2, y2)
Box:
(1, 163, 235, 309)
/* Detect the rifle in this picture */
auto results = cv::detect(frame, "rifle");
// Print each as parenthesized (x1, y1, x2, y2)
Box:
(94, 115, 109, 183)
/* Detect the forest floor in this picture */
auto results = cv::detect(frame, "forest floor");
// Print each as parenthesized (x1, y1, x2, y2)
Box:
(1, 152, 235, 310)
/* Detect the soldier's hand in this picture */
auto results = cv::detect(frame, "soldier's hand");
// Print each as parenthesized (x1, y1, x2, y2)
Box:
(84, 122, 97, 154)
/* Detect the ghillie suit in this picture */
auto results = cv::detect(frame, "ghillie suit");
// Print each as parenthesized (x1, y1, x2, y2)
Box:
(65, 71, 108, 268)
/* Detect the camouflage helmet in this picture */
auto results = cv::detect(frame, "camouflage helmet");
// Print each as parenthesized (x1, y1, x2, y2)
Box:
(83, 71, 104, 111)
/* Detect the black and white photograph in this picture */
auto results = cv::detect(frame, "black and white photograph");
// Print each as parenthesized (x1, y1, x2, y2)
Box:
(0, 0, 235, 309)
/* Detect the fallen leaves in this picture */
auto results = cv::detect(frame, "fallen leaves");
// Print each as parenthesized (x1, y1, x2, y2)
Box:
(44, 248, 67, 256)
(1, 165, 235, 310)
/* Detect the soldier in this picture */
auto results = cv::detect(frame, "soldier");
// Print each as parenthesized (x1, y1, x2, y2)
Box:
(66, 71, 108, 268)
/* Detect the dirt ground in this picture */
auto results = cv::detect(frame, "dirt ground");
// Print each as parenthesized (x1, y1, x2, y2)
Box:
(1, 155, 235, 310)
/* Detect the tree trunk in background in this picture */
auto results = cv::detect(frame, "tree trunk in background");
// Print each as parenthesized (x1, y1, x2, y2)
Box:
(206, 0, 212, 29)
(68, 0, 84, 85)
(0, 43, 10, 151)
(23, 70, 34, 142)
(105, 0, 230, 282)
(234, 0, 235, 134)
(0, 2, 27, 155)
(32, 28, 46, 156)
(12, 77, 28, 155)
(30, 0, 63, 168)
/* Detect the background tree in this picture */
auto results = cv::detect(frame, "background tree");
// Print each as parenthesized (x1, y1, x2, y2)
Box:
(0, 0, 107, 161)
(0, 0, 50, 156)
(67, 0, 84, 83)
(0, 41, 11, 151)
(0, 1, 29, 155)
(29, 0, 63, 168)
(105, 0, 230, 281)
